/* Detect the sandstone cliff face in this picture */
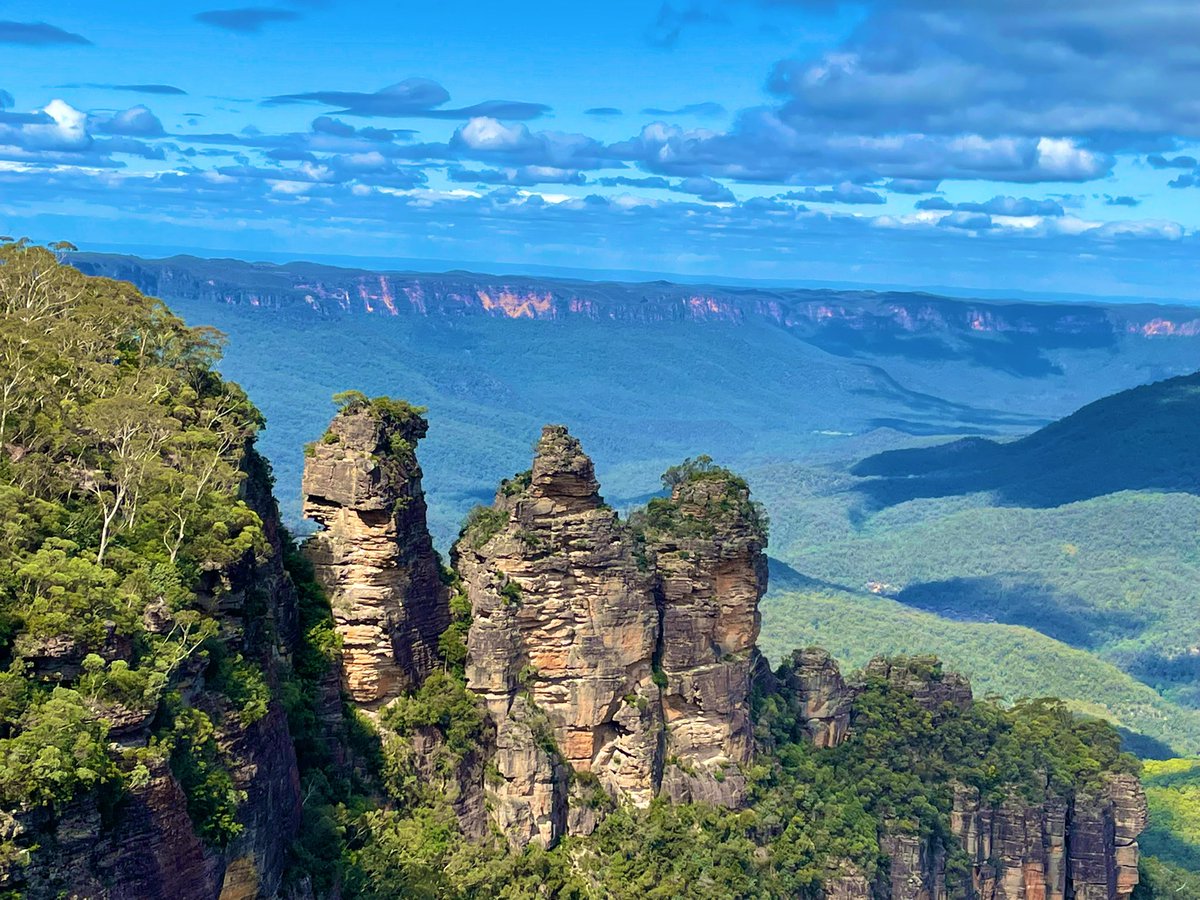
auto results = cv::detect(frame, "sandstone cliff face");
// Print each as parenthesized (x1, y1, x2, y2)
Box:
(773, 647, 852, 749)
(779, 654, 1148, 900)
(302, 404, 449, 706)
(0, 448, 303, 900)
(454, 426, 662, 848)
(643, 469, 767, 806)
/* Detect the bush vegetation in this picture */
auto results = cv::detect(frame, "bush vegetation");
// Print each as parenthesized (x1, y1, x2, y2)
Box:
(0, 241, 275, 847)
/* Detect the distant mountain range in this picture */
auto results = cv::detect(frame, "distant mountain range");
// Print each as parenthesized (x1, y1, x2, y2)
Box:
(72, 253, 1200, 375)
(69, 252, 1200, 550)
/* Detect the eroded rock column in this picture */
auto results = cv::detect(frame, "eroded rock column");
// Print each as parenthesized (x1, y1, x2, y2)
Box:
(302, 401, 448, 706)
(455, 425, 662, 849)
(643, 469, 768, 806)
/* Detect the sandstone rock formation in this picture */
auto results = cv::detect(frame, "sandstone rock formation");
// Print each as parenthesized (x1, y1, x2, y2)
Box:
(778, 653, 1148, 900)
(864, 655, 972, 715)
(454, 429, 770, 846)
(302, 401, 449, 706)
(454, 426, 662, 848)
(773, 647, 852, 749)
(642, 465, 768, 805)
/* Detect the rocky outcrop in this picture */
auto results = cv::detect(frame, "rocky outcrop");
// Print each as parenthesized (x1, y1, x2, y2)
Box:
(776, 653, 1147, 900)
(863, 655, 972, 716)
(880, 831, 946, 900)
(947, 773, 1147, 900)
(773, 647, 852, 749)
(644, 467, 767, 806)
(302, 402, 449, 706)
(453, 429, 769, 847)
(1067, 774, 1147, 900)
(454, 426, 662, 848)
(950, 785, 1070, 900)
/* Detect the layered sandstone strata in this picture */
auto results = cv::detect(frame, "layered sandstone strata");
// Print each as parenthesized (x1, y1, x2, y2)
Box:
(302, 402, 448, 705)
(642, 467, 768, 805)
(455, 426, 662, 848)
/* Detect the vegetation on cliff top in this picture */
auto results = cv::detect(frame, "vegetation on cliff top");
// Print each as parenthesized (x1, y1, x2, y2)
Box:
(0, 242, 278, 854)
(629, 455, 770, 544)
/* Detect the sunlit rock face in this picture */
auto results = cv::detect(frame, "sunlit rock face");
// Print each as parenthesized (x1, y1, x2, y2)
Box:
(455, 426, 662, 848)
(645, 469, 768, 807)
(302, 404, 448, 706)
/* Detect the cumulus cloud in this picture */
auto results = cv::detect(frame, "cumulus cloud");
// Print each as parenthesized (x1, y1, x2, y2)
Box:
(0, 21, 91, 45)
(610, 113, 1112, 185)
(784, 183, 885, 205)
(1104, 195, 1140, 207)
(765, 0, 1200, 146)
(2, 100, 90, 152)
(265, 79, 549, 120)
(448, 118, 608, 169)
(194, 8, 302, 33)
(673, 175, 735, 202)
(96, 105, 165, 138)
(916, 195, 1065, 217)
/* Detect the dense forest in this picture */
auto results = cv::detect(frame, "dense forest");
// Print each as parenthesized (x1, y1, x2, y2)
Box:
(0, 242, 1189, 897)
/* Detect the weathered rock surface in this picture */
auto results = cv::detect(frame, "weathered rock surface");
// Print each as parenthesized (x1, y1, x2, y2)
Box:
(1067, 774, 1148, 900)
(775, 647, 852, 749)
(455, 426, 662, 847)
(776, 653, 1147, 900)
(951, 784, 1070, 900)
(645, 469, 767, 805)
(453, 430, 770, 846)
(864, 655, 972, 716)
(302, 404, 449, 706)
(881, 831, 946, 900)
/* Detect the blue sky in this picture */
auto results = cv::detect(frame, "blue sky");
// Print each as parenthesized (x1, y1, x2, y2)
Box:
(2, 1, 1200, 299)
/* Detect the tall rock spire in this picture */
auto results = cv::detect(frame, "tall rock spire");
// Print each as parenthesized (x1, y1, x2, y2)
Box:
(301, 397, 448, 706)
(454, 425, 663, 848)
(640, 462, 768, 806)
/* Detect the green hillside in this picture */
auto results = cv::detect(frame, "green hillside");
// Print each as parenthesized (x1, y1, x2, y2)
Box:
(775, 491, 1200, 709)
(1140, 758, 1200, 872)
(853, 371, 1200, 508)
(759, 588, 1200, 757)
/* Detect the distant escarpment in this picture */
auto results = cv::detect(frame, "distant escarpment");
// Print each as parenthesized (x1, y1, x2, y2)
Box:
(70, 251, 1200, 344)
